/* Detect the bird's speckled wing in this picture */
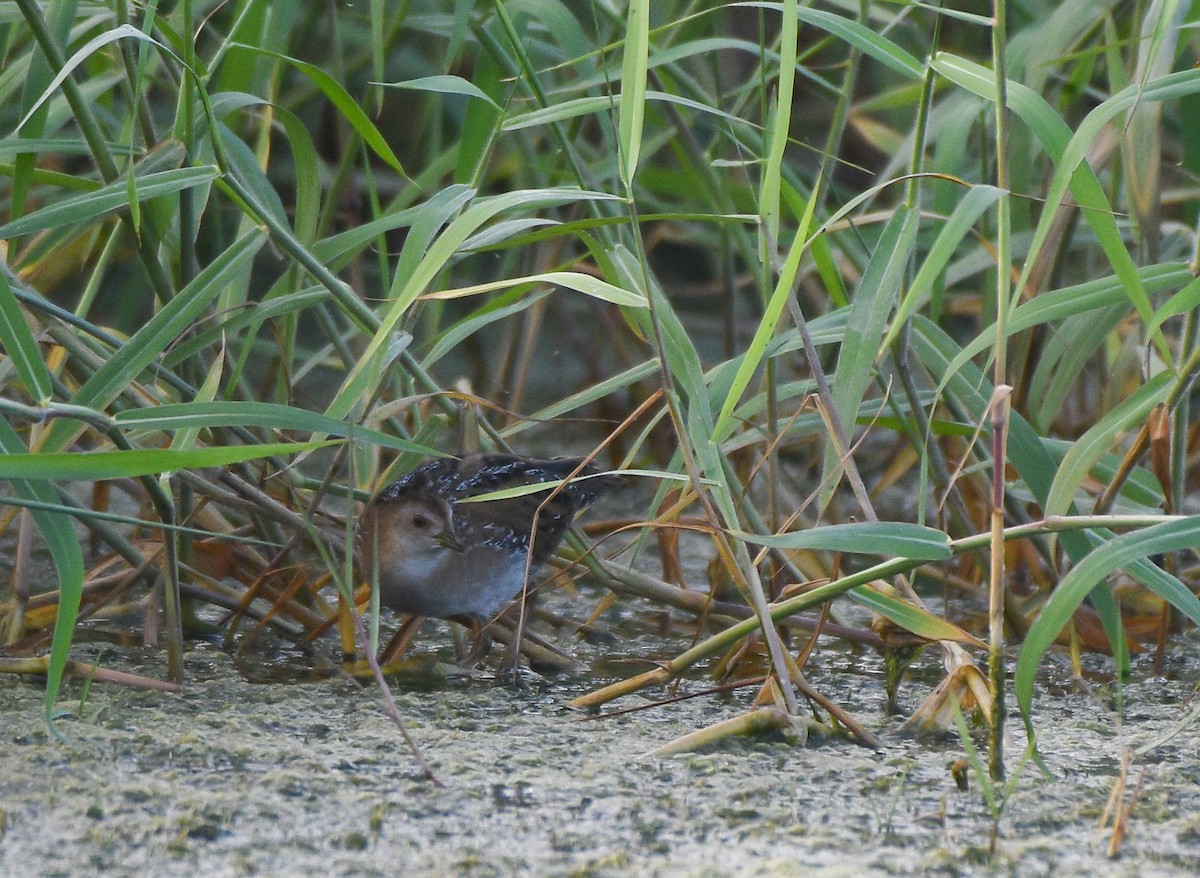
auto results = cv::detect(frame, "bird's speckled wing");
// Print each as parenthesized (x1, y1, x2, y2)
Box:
(448, 453, 618, 565)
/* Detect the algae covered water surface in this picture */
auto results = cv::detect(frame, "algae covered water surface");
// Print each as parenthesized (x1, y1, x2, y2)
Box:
(3, 625, 1199, 878)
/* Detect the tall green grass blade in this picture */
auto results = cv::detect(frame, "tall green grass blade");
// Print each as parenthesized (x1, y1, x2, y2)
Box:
(733, 521, 951, 560)
(714, 202, 812, 441)
(823, 207, 919, 507)
(114, 402, 441, 455)
(759, 0, 797, 246)
(0, 419, 83, 738)
(0, 267, 53, 403)
(1043, 371, 1173, 519)
(1015, 517, 1200, 738)
(617, 0, 649, 184)
(0, 440, 339, 480)
(882, 186, 1004, 352)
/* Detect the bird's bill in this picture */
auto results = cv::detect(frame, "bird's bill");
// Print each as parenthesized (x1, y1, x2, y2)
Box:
(435, 530, 466, 553)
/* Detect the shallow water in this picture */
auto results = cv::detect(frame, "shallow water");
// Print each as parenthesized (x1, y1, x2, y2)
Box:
(3, 612, 1199, 878)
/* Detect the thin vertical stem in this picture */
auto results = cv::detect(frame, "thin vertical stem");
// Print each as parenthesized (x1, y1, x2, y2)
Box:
(988, 0, 1012, 782)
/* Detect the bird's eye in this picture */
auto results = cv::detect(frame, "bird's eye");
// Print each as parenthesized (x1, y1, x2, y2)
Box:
(411, 513, 430, 529)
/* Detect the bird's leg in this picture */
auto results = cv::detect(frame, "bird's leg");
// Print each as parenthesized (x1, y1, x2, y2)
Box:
(452, 616, 493, 667)
(495, 586, 538, 684)
(488, 620, 579, 674)
(379, 615, 426, 666)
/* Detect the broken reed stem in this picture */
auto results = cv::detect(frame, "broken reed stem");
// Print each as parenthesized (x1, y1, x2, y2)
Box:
(569, 555, 920, 709)
(0, 655, 183, 692)
(645, 707, 817, 758)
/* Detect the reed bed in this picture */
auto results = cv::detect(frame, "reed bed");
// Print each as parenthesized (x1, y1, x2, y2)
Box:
(1, 1, 1199, 798)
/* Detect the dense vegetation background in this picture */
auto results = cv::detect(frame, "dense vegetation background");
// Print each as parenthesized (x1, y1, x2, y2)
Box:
(2, 1, 1200, 778)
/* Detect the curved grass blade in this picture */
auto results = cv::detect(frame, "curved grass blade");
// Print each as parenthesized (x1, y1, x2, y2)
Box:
(0, 419, 83, 739)
(1043, 371, 1172, 519)
(0, 267, 53, 403)
(0, 166, 220, 238)
(732, 521, 952, 561)
(325, 188, 615, 423)
(229, 44, 406, 177)
(375, 75, 501, 109)
(423, 289, 551, 368)
(851, 586, 984, 646)
(114, 402, 441, 456)
(14, 23, 155, 133)
(8, 0, 76, 219)
(420, 271, 648, 308)
(1015, 517, 1200, 741)
(735, 2, 924, 79)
